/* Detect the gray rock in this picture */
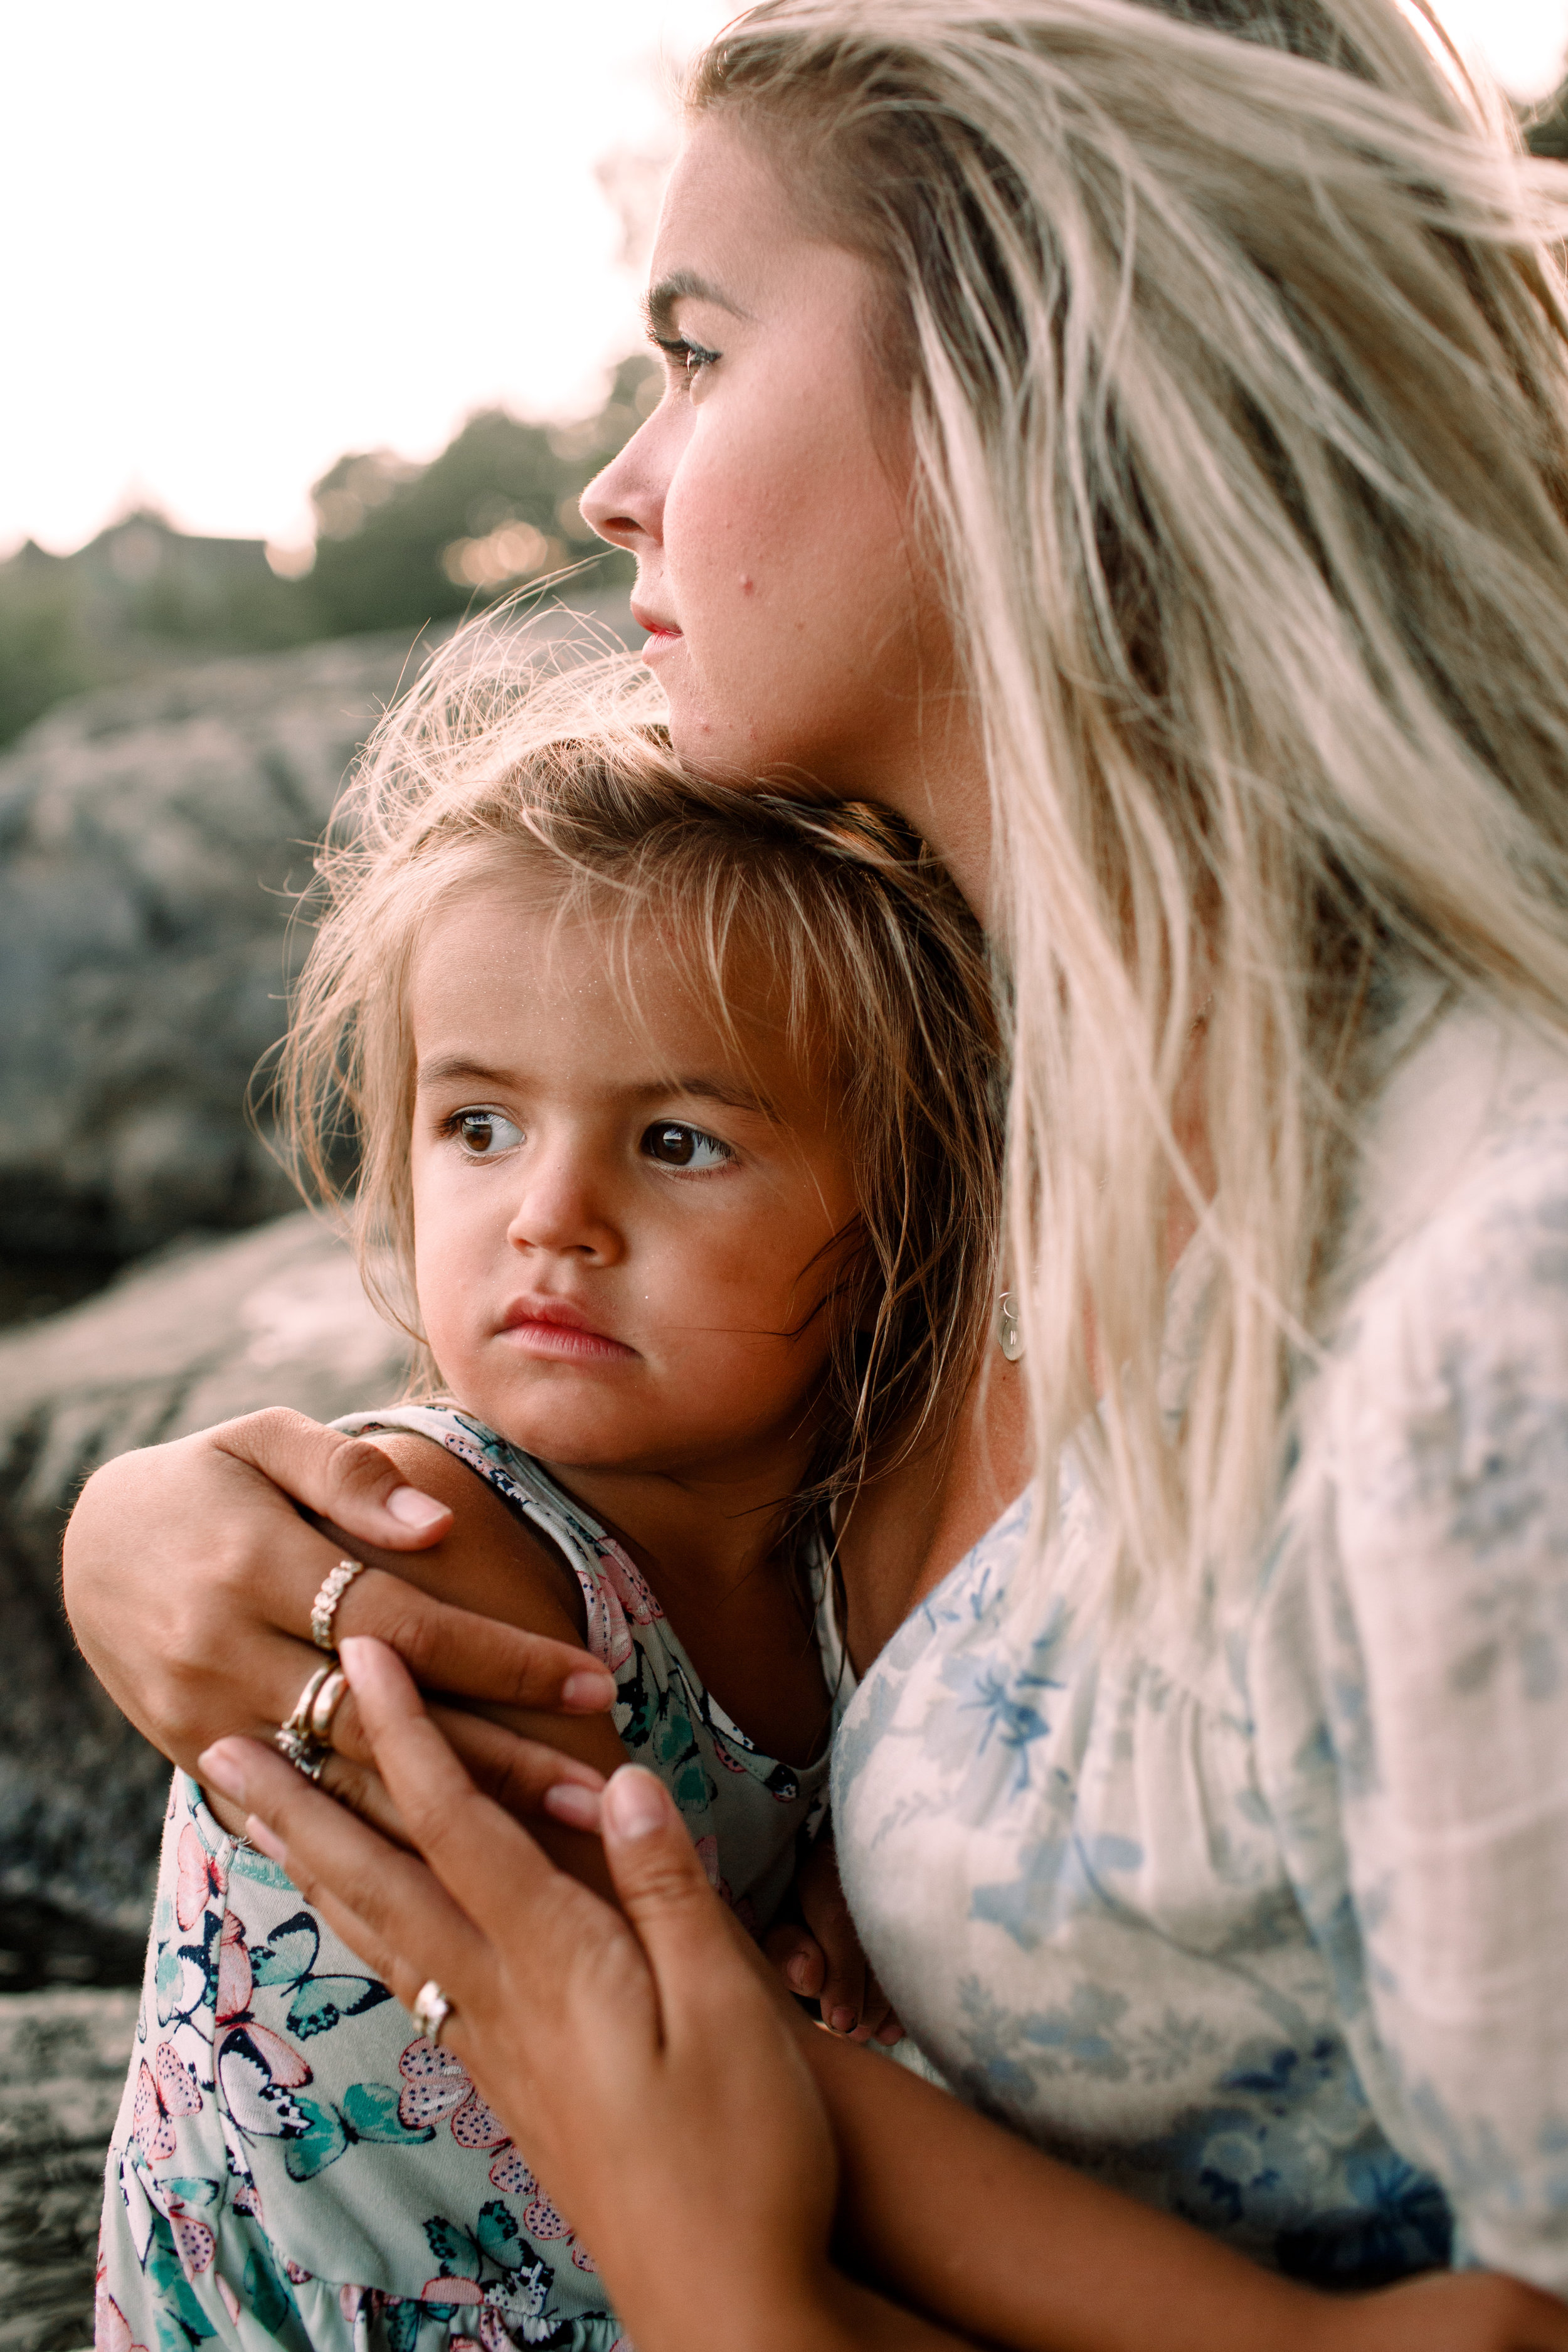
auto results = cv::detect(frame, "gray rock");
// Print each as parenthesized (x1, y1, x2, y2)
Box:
(0, 599, 631, 1264)
(0, 1212, 409, 1936)
(0, 635, 415, 1261)
(0, 1986, 138, 2352)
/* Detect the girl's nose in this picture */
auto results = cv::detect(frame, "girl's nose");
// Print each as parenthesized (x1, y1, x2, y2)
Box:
(580, 411, 668, 554)
(505, 1153, 622, 1263)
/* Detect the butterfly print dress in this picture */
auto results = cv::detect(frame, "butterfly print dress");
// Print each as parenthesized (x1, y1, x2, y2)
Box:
(98, 1404, 840, 2351)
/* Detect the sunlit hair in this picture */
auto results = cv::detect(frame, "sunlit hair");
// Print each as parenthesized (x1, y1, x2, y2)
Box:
(275, 640, 1003, 1546)
(692, 0, 1568, 1602)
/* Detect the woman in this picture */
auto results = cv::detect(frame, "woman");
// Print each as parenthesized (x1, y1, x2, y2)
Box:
(66, 0, 1568, 2344)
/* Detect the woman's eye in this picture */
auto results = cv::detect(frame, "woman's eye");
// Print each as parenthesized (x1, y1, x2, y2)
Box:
(450, 1109, 522, 1157)
(654, 334, 719, 385)
(642, 1121, 732, 1171)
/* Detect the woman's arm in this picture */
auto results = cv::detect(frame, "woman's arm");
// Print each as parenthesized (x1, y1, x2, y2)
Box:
(213, 1642, 1568, 2352)
(61, 1407, 616, 1814)
(800, 2024, 1568, 2352)
(198, 1640, 978, 2352)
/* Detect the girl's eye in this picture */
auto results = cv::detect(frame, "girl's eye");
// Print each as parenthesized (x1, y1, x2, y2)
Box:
(449, 1109, 522, 1157)
(642, 1121, 732, 1172)
(654, 334, 720, 385)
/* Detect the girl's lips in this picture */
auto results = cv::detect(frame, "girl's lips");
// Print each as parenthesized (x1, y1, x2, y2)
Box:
(499, 1311, 635, 1364)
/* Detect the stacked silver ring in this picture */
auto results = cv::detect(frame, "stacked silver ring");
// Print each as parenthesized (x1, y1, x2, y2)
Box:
(275, 1557, 364, 1779)
(274, 1658, 351, 1781)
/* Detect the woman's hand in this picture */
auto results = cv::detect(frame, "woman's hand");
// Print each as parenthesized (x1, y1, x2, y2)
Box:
(195, 1640, 955, 2352)
(61, 1410, 615, 1826)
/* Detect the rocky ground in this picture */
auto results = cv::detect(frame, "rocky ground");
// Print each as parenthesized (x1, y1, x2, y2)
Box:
(0, 1988, 138, 2351)
(0, 1210, 411, 2349)
(0, 1210, 410, 1941)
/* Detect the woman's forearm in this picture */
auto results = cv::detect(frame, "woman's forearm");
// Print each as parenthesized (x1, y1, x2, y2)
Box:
(802, 2025, 1310, 2352)
(803, 2031, 1568, 2352)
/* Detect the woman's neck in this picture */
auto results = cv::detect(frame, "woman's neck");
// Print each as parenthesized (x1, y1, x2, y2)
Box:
(835, 1357, 1031, 1676)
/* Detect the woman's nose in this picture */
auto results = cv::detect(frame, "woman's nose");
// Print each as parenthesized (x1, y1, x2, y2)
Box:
(580, 412, 667, 554)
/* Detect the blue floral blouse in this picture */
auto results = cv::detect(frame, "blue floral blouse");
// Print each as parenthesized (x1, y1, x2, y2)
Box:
(835, 992, 1568, 2295)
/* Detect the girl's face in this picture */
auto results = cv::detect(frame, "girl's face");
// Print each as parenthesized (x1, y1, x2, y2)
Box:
(581, 118, 990, 907)
(406, 870, 861, 1490)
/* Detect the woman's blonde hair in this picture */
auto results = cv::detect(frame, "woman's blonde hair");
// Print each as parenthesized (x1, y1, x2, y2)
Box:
(275, 647, 1002, 1546)
(692, 0, 1568, 1599)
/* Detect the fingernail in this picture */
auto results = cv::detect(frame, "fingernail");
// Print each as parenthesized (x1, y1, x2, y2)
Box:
(603, 1766, 669, 1841)
(245, 1818, 288, 1865)
(830, 2006, 857, 2036)
(542, 1781, 603, 1831)
(339, 1636, 395, 1692)
(198, 1741, 249, 1803)
(787, 1956, 812, 1991)
(562, 1668, 617, 1712)
(386, 1485, 448, 1530)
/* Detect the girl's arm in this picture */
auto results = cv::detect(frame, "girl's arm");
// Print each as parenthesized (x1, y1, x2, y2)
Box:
(60, 1407, 617, 1817)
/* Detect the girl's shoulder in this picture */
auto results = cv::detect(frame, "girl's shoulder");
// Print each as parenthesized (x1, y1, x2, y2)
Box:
(331, 1402, 667, 1668)
(330, 1403, 833, 1926)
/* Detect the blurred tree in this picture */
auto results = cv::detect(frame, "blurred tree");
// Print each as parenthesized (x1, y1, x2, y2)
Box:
(1524, 75, 1568, 161)
(0, 554, 94, 745)
(0, 356, 659, 746)
(303, 354, 659, 638)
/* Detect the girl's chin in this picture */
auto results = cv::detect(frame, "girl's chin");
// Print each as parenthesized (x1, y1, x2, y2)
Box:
(451, 1382, 646, 1463)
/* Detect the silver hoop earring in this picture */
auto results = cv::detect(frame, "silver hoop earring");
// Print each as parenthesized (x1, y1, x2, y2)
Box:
(997, 1293, 1024, 1362)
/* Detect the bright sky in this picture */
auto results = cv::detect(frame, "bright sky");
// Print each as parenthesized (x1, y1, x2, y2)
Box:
(4, 0, 1564, 559)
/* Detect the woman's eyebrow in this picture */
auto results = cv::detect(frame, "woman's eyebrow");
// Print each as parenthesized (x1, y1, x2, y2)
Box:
(642, 269, 750, 339)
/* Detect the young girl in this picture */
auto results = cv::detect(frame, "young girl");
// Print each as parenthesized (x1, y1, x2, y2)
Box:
(95, 666, 1002, 2351)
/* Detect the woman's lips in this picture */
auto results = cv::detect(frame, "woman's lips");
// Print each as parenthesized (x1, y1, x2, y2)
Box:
(499, 1303, 635, 1363)
(631, 603, 682, 656)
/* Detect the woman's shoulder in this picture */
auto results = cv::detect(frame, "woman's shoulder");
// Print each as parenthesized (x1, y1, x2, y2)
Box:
(1300, 994, 1568, 1465)
(1334, 989, 1568, 1329)
(1263, 985, 1568, 1734)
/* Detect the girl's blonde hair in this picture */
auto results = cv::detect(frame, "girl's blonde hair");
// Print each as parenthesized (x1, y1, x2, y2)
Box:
(275, 649, 1002, 1543)
(692, 0, 1568, 1599)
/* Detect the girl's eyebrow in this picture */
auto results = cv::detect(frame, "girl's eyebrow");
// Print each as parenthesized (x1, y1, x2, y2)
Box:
(672, 1075, 781, 1122)
(415, 1054, 780, 1121)
(642, 268, 749, 340)
(416, 1054, 513, 1091)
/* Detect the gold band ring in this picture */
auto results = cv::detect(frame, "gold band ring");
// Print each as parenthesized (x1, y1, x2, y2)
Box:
(275, 1662, 336, 1781)
(307, 1668, 349, 1746)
